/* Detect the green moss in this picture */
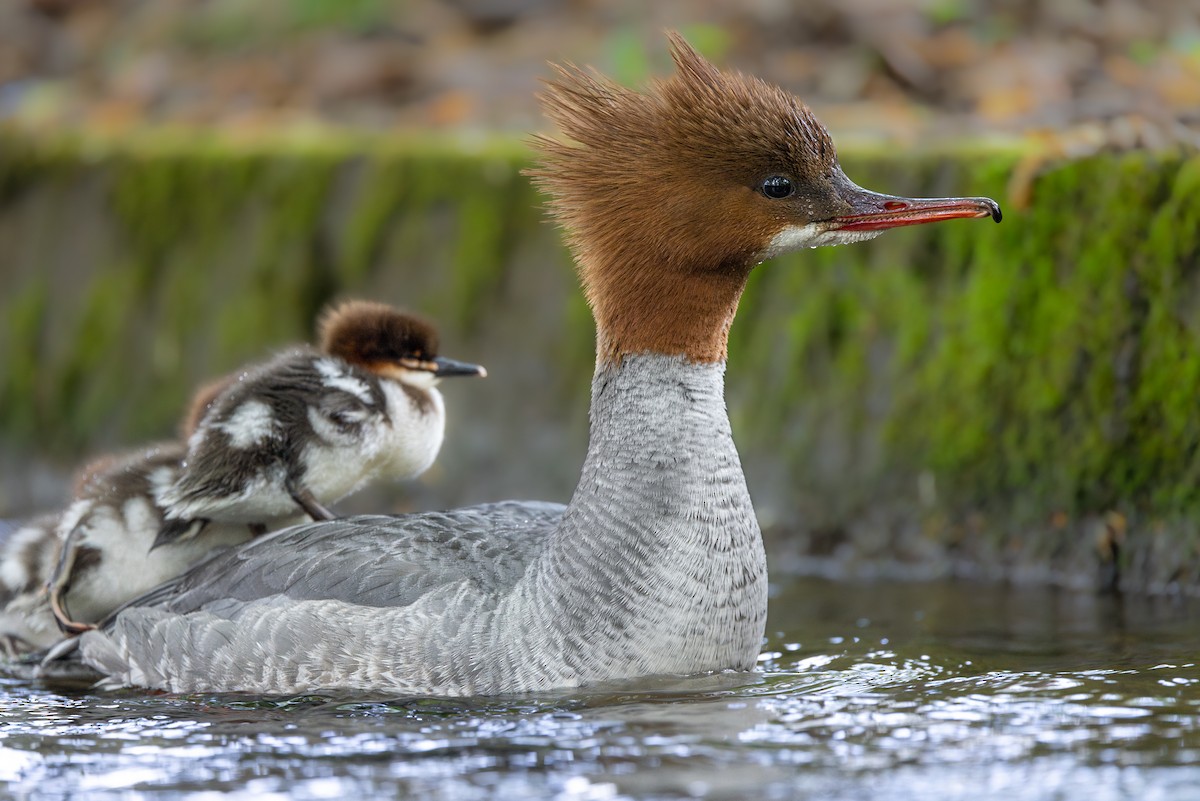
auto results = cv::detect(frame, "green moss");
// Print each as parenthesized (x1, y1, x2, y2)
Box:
(732, 148, 1200, 562)
(3, 128, 1200, 586)
(0, 279, 51, 446)
(340, 155, 408, 286)
(0, 129, 547, 449)
(842, 152, 1200, 520)
(55, 264, 148, 445)
(445, 156, 529, 333)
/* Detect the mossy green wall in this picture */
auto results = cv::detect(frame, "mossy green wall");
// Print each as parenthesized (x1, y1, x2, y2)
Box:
(728, 150, 1200, 593)
(1, 129, 1197, 592)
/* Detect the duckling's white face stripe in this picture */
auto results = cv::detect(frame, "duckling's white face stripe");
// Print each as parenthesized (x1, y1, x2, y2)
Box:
(395, 370, 438, 391)
(760, 223, 883, 260)
(314, 358, 374, 405)
(216, 399, 277, 448)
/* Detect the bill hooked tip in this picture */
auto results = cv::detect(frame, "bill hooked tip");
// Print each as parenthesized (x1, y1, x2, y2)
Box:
(983, 197, 1002, 223)
(830, 183, 1004, 233)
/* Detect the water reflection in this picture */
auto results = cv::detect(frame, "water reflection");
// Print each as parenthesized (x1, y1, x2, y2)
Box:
(2, 578, 1198, 800)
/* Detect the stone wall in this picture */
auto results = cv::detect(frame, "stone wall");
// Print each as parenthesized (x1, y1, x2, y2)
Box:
(2, 129, 1197, 593)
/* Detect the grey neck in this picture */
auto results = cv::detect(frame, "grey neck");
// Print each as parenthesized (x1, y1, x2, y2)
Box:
(526, 353, 768, 682)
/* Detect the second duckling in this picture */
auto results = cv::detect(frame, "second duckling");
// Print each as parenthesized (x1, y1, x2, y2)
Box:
(154, 300, 485, 547)
(0, 514, 61, 654)
(0, 443, 257, 650)
(46, 443, 255, 637)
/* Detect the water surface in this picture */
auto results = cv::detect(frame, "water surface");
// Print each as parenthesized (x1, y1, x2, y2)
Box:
(2, 578, 1197, 800)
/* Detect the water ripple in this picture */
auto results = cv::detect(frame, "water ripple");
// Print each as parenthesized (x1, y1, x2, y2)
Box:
(2, 579, 1199, 799)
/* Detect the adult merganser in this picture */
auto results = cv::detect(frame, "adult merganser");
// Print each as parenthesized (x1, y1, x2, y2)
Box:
(69, 34, 999, 694)
(154, 300, 485, 547)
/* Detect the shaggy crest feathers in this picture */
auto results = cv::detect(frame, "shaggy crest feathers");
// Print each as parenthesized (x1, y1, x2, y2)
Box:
(318, 300, 439, 368)
(528, 32, 840, 365)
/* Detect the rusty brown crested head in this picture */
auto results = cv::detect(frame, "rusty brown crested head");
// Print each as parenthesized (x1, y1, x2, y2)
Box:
(528, 32, 999, 366)
(318, 300, 486, 378)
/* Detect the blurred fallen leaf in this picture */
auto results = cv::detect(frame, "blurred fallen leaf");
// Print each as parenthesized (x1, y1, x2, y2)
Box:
(426, 89, 475, 127)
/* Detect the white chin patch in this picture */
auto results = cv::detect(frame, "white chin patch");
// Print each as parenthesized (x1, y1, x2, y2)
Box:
(760, 223, 884, 260)
(395, 369, 438, 390)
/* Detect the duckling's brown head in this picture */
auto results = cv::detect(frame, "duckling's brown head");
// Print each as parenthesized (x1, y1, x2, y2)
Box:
(529, 32, 1000, 365)
(318, 300, 486, 379)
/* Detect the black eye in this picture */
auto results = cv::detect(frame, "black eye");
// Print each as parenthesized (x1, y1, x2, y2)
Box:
(760, 175, 794, 199)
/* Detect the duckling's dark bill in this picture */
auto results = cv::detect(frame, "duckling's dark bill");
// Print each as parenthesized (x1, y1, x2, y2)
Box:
(395, 356, 486, 377)
(432, 356, 487, 378)
(831, 187, 1002, 232)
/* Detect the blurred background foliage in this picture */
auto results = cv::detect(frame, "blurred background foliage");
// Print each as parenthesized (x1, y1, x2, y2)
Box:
(2, 0, 1200, 590)
(1, 0, 1197, 144)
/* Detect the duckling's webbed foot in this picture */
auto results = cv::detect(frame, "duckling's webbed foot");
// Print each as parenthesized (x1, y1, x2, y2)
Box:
(56, 618, 96, 636)
(288, 485, 336, 521)
(48, 586, 94, 636)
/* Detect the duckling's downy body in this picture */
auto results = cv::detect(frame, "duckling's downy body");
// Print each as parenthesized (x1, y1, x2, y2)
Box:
(73, 35, 999, 694)
(0, 445, 254, 653)
(49, 445, 253, 633)
(155, 301, 484, 546)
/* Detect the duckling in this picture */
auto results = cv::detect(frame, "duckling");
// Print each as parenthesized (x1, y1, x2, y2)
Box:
(153, 300, 485, 548)
(0, 514, 61, 655)
(0, 514, 59, 606)
(43, 443, 257, 638)
(0, 380, 267, 649)
(0, 446, 252, 651)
